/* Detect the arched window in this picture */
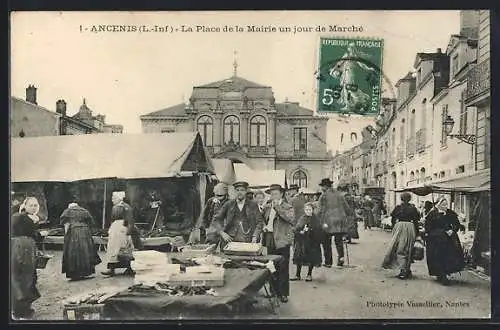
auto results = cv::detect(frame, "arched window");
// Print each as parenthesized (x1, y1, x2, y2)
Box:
(415, 170, 420, 183)
(421, 98, 427, 130)
(410, 171, 415, 180)
(197, 116, 213, 147)
(420, 167, 426, 181)
(223, 115, 240, 144)
(292, 170, 308, 188)
(250, 115, 267, 147)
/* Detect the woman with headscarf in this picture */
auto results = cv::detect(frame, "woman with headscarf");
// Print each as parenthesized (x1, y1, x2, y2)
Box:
(11, 197, 44, 319)
(382, 192, 421, 280)
(101, 191, 136, 277)
(60, 202, 101, 281)
(424, 197, 465, 286)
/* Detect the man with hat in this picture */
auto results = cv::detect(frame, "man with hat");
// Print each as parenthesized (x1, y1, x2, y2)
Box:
(286, 184, 300, 202)
(288, 184, 307, 221)
(207, 181, 264, 245)
(193, 183, 229, 243)
(262, 184, 295, 303)
(318, 178, 354, 267)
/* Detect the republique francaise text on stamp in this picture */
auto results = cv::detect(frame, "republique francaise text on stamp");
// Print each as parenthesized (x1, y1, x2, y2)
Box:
(317, 37, 384, 116)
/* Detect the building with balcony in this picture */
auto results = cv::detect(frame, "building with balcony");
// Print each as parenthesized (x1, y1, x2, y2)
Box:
(140, 68, 331, 188)
(11, 85, 124, 138)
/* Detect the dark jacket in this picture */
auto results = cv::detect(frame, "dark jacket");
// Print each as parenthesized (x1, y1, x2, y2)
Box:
(290, 194, 307, 222)
(199, 196, 228, 229)
(60, 205, 94, 229)
(12, 212, 42, 242)
(390, 202, 421, 233)
(424, 208, 465, 276)
(262, 200, 296, 249)
(318, 188, 353, 234)
(207, 198, 264, 243)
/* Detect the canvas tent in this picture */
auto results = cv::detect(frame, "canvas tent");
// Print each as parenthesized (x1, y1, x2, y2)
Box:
(393, 169, 490, 196)
(11, 132, 214, 231)
(11, 132, 214, 182)
(233, 163, 286, 189)
(211, 159, 236, 184)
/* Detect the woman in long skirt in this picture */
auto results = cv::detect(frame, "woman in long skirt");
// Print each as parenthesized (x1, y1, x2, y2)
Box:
(424, 197, 465, 285)
(362, 195, 375, 230)
(101, 192, 135, 277)
(382, 192, 421, 279)
(61, 202, 101, 280)
(11, 197, 43, 319)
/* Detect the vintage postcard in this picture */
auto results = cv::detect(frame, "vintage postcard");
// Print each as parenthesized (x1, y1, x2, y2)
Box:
(9, 10, 491, 321)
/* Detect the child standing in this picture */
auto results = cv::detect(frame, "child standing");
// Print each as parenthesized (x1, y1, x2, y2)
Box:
(291, 203, 323, 281)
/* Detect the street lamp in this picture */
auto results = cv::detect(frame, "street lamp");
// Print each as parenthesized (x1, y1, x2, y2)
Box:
(442, 115, 476, 145)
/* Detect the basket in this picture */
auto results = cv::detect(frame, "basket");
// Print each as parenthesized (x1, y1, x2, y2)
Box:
(36, 255, 52, 269)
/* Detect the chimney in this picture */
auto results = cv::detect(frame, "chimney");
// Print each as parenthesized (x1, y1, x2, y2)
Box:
(56, 100, 67, 116)
(460, 10, 480, 39)
(26, 85, 37, 104)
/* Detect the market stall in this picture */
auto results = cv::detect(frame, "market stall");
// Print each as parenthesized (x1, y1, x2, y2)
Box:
(62, 246, 283, 320)
(12, 132, 215, 247)
(233, 163, 286, 189)
(393, 169, 491, 272)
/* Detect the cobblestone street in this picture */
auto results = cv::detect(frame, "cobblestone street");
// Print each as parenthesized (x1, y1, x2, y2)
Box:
(33, 225, 490, 320)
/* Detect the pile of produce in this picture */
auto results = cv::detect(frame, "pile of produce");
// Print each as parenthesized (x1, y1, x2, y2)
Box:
(129, 283, 218, 296)
(64, 286, 127, 305)
(91, 228, 109, 237)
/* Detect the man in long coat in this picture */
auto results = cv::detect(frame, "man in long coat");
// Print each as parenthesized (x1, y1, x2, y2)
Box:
(194, 183, 229, 243)
(318, 178, 353, 267)
(207, 181, 263, 245)
(262, 184, 295, 303)
(289, 186, 307, 222)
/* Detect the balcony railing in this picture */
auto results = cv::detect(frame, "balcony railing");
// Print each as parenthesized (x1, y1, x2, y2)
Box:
(416, 128, 426, 153)
(396, 147, 404, 163)
(293, 149, 308, 158)
(248, 146, 269, 154)
(406, 136, 416, 157)
(465, 59, 490, 102)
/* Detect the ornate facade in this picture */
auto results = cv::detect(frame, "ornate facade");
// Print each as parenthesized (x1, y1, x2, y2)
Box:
(140, 74, 331, 188)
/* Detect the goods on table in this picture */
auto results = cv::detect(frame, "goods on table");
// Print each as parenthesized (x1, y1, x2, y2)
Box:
(131, 250, 170, 271)
(63, 304, 106, 320)
(64, 286, 127, 305)
(180, 244, 216, 256)
(134, 265, 182, 286)
(129, 283, 218, 296)
(167, 266, 225, 287)
(223, 242, 263, 256)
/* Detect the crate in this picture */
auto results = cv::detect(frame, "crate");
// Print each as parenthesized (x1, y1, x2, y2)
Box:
(63, 304, 106, 320)
(167, 267, 225, 287)
(223, 242, 263, 256)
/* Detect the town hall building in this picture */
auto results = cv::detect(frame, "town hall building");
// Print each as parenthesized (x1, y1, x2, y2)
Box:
(140, 65, 331, 188)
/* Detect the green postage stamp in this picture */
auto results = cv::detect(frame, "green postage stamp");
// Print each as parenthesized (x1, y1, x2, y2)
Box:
(317, 37, 384, 116)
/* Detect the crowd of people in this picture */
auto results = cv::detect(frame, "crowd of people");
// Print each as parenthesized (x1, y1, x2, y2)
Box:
(11, 178, 467, 319)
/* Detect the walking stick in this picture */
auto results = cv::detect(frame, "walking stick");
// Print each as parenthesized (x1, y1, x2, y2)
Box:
(345, 240, 350, 266)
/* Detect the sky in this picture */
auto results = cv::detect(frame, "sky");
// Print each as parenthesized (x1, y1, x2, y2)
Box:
(10, 11, 460, 152)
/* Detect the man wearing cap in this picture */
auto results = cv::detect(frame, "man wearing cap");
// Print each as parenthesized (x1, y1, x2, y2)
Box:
(262, 184, 295, 303)
(207, 181, 264, 245)
(318, 178, 354, 267)
(194, 183, 229, 243)
(288, 184, 307, 221)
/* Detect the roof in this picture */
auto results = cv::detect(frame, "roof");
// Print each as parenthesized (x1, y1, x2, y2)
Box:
(413, 51, 446, 68)
(395, 72, 416, 87)
(195, 76, 268, 89)
(11, 96, 60, 117)
(233, 163, 286, 188)
(141, 103, 188, 118)
(211, 158, 236, 184)
(394, 169, 490, 195)
(275, 102, 314, 116)
(11, 132, 214, 182)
